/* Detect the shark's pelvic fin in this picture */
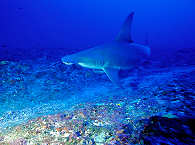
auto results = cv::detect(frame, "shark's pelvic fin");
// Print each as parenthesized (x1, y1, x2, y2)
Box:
(103, 68, 120, 86)
(116, 12, 134, 43)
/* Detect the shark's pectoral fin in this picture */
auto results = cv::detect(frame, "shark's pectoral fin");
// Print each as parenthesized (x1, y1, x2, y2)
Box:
(103, 68, 121, 86)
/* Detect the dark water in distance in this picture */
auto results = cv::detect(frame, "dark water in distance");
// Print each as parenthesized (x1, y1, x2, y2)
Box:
(0, 0, 195, 61)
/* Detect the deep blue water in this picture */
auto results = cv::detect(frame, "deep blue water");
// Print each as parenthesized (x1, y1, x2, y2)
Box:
(0, 0, 195, 60)
(0, 0, 195, 144)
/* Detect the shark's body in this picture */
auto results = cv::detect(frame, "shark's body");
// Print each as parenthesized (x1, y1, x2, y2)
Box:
(62, 12, 151, 86)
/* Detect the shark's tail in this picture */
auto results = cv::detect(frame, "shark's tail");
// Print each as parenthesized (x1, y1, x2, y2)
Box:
(145, 32, 149, 46)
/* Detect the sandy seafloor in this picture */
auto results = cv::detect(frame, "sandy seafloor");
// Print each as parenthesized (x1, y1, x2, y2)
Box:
(0, 48, 195, 144)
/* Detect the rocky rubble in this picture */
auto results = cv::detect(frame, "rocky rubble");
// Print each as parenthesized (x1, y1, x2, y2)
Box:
(0, 53, 194, 144)
(139, 116, 195, 145)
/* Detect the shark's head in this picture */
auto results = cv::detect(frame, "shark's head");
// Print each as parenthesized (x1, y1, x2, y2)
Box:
(61, 54, 77, 65)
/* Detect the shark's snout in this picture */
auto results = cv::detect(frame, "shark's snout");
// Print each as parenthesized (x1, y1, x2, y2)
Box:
(61, 55, 75, 65)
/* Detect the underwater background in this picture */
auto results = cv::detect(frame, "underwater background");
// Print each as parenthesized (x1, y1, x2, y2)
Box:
(0, 0, 195, 144)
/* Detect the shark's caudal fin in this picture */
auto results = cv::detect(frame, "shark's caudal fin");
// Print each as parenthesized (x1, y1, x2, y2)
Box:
(116, 12, 134, 43)
(145, 32, 149, 46)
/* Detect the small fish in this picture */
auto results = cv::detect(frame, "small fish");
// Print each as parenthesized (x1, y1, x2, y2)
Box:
(1, 44, 7, 48)
(62, 12, 151, 86)
(17, 8, 24, 11)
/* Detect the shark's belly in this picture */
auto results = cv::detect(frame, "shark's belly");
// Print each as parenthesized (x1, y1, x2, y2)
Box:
(78, 62, 102, 69)
(105, 62, 135, 70)
(103, 54, 138, 69)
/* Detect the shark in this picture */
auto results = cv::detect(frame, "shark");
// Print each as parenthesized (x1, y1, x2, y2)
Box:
(61, 12, 151, 86)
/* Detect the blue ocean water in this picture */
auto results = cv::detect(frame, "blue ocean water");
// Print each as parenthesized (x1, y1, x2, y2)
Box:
(0, 0, 195, 144)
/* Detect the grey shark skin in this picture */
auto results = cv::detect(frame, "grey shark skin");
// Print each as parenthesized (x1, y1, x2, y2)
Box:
(61, 12, 151, 86)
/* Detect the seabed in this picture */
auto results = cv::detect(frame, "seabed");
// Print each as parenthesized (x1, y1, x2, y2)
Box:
(0, 49, 194, 144)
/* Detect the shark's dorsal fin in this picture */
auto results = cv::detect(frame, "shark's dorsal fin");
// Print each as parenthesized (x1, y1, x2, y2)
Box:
(116, 12, 134, 43)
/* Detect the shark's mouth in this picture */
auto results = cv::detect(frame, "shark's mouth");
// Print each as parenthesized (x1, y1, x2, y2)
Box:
(63, 62, 73, 65)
